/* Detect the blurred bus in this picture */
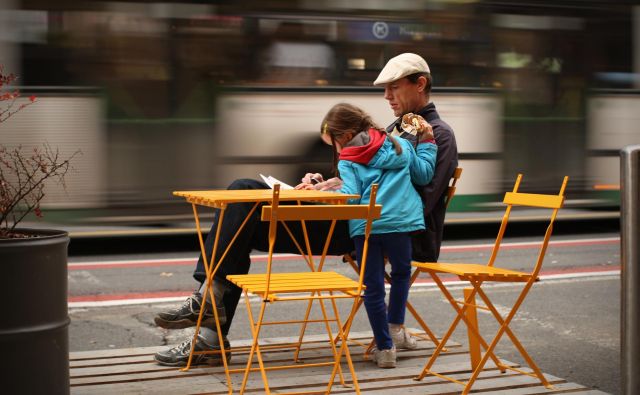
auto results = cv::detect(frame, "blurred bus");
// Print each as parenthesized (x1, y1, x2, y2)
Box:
(2, 1, 634, 222)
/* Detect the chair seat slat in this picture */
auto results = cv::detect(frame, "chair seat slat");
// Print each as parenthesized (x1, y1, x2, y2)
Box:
(412, 262, 533, 281)
(227, 272, 362, 294)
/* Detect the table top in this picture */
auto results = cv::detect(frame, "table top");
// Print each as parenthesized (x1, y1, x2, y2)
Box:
(173, 189, 359, 208)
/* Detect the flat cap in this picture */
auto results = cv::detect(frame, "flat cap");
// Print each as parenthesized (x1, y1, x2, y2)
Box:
(373, 53, 430, 86)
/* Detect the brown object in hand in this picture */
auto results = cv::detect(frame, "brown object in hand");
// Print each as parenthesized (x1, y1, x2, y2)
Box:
(402, 113, 433, 141)
(401, 113, 421, 130)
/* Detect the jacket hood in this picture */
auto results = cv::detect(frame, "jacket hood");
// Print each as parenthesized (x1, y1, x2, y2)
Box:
(339, 128, 386, 165)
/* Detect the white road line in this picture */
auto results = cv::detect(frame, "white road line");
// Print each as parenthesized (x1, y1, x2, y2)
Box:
(69, 296, 188, 308)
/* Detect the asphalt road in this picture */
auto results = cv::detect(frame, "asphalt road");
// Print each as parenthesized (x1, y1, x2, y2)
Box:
(67, 231, 621, 394)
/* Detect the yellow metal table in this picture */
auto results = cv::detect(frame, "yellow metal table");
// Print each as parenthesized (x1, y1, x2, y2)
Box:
(172, 188, 359, 385)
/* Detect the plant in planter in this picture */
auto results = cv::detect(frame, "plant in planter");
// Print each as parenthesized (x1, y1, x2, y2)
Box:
(0, 144, 79, 237)
(1, 65, 77, 395)
(1, 65, 79, 238)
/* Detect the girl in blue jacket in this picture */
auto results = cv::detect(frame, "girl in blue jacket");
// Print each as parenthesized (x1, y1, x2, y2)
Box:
(320, 103, 437, 368)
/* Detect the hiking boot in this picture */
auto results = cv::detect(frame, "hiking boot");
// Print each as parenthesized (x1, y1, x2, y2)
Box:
(391, 326, 418, 350)
(371, 346, 396, 368)
(154, 333, 231, 367)
(155, 281, 228, 329)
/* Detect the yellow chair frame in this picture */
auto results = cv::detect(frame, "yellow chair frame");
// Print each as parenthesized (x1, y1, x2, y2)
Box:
(227, 184, 381, 395)
(412, 173, 569, 394)
(444, 166, 463, 209)
(340, 166, 463, 353)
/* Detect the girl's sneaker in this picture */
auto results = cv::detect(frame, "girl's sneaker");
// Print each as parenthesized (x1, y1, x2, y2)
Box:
(371, 346, 397, 368)
(391, 327, 418, 350)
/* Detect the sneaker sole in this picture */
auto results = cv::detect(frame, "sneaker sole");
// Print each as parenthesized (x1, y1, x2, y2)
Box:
(154, 316, 216, 329)
(153, 353, 231, 367)
(395, 343, 418, 350)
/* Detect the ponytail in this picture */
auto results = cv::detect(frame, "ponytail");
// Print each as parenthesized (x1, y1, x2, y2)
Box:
(387, 134, 403, 155)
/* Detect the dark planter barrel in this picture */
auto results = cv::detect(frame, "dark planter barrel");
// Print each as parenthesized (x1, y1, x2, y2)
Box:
(0, 229, 70, 395)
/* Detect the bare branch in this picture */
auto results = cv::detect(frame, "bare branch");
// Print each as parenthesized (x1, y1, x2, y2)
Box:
(0, 66, 77, 237)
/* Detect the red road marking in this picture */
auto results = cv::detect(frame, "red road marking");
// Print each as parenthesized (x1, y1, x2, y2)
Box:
(68, 254, 302, 270)
(69, 259, 196, 271)
(439, 237, 619, 252)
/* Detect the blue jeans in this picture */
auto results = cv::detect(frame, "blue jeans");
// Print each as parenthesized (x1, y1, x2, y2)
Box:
(353, 232, 412, 350)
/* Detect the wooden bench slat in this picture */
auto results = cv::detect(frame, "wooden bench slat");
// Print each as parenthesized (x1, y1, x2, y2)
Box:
(68, 330, 598, 395)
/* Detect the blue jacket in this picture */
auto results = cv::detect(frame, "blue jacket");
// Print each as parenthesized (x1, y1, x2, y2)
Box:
(338, 128, 437, 237)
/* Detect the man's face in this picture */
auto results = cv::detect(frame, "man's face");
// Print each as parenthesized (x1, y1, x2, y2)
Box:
(382, 77, 425, 117)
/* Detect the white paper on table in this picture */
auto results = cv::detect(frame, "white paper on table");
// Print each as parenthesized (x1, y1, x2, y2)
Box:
(259, 174, 294, 190)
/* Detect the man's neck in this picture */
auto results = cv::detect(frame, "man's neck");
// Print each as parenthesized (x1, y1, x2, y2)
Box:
(412, 97, 429, 113)
(416, 96, 429, 111)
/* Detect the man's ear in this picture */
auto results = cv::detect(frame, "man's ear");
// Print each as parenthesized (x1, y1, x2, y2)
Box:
(416, 75, 428, 93)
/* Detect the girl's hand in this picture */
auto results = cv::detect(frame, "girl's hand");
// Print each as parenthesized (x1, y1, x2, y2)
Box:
(405, 113, 434, 142)
(301, 173, 324, 185)
(294, 182, 315, 190)
(417, 120, 434, 142)
(316, 177, 343, 191)
(295, 173, 324, 190)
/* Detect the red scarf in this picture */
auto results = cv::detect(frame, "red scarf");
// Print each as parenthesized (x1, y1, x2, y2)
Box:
(339, 128, 386, 165)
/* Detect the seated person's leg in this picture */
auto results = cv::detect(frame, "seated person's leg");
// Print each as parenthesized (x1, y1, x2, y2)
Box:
(154, 279, 228, 330)
(252, 210, 353, 256)
(153, 325, 232, 367)
(154, 179, 353, 366)
(411, 207, 445, 262)
(155, 179, 265, 331)
(154, 179, 266, 366)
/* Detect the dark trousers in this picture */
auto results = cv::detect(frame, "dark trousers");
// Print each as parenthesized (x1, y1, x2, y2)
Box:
(411, 196, 446, 263)
(193, 178, 353, 335)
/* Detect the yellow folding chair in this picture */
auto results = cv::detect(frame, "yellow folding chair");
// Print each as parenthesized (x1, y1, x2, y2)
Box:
(341, 166, 463, 353)
(444, 166, 463, 209)
(412, 173, 568, 394)
(227, 184, 381, 395)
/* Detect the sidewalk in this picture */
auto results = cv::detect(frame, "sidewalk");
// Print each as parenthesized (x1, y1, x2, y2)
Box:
(69, 329, 608, 395)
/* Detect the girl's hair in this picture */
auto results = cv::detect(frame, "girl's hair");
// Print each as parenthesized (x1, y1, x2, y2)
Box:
(321, 103, 402, 175)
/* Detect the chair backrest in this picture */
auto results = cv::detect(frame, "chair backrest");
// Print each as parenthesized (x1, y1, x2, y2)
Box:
(444, 167, 463, 209)
(261, 184, 382, 295)
(487, 174, 569, 277)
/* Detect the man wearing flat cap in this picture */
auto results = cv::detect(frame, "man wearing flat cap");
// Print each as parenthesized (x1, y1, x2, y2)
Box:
(375, 53, 459, 263)
(152, 52, 458, 368)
